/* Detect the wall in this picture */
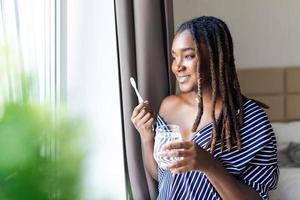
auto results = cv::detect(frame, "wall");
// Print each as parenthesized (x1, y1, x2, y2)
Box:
(173, 0, 300, 69)
(173, 0, 300, 139)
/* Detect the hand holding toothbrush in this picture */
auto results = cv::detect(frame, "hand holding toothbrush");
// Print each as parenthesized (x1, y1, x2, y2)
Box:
(130, 77, 155, 143)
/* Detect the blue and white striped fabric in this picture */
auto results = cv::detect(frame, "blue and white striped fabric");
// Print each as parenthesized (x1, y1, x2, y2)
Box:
(155, 99, 278, 200)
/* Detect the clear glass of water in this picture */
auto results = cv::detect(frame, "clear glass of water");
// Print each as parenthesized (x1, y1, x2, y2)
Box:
(153, 124, 183, 169)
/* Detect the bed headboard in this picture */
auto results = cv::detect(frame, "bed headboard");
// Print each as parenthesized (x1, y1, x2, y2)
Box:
(237, 67, 300, 122)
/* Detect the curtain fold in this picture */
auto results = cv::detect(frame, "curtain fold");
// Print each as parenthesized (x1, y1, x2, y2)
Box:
(0, 0, 56, 105)
(115, 0, 174, 199)
(162, 0, 175, 94)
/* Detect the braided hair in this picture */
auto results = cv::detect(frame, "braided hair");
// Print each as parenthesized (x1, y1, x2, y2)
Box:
(176, 16, 244, 152)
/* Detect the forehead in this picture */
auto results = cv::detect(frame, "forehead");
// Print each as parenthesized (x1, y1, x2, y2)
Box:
(172, 30, 195, 51)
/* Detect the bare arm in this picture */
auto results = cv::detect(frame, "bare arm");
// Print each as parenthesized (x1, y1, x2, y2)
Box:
(205, 156, 260, 200)
(140, 135, 158, 180)
(133, 95, 188, 180)
(131, 101, 157, 180)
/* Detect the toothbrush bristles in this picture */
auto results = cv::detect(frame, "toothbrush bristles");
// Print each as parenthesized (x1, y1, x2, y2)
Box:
(130, 77, 136, 88)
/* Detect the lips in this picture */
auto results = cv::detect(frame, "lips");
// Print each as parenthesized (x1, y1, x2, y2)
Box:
(177, 75, 190, 83)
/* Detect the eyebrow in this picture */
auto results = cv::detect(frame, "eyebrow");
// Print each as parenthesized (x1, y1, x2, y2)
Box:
(171, 47, 195, 54)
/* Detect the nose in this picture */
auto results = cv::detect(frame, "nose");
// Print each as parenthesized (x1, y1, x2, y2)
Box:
(174, 59, 185, 72)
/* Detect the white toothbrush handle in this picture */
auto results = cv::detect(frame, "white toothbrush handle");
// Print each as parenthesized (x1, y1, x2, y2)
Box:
(134, 88, 144, 104)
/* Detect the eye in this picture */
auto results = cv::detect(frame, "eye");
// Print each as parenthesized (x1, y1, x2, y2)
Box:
(184, 55, 195, 60)
(172, 56, 179, 63)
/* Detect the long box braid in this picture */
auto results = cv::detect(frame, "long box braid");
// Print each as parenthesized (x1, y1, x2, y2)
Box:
(176, 16, 245, 152)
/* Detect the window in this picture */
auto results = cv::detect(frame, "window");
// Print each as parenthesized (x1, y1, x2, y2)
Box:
(1, 0, 126, 198)
(0, 0, 60, 105)
(67, 1, 126, 199)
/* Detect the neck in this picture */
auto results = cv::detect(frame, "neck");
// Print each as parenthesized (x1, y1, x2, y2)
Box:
(181, 87, 222, 110)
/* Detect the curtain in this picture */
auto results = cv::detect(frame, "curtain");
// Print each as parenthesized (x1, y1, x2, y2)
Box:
(0, 0, 57, 105)
(0, 0, 58, 170)
(115, 0, 175, 199)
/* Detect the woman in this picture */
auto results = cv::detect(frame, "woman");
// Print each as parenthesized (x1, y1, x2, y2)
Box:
(131, 16, 278, 200)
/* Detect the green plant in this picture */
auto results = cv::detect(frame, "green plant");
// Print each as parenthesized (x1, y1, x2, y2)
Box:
(0, 44, 85, 199)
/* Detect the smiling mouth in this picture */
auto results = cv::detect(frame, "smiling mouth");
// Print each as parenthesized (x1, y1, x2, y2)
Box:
(177, 75, 190, 83)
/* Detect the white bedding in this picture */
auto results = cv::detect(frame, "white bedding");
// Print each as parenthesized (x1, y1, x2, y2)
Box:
(269, 122, 300, 200)
(270, 168, 300, 200)
(272, 122, 300, 143)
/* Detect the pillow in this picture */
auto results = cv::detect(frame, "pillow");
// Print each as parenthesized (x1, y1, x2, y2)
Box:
(278, 142, 300, 167)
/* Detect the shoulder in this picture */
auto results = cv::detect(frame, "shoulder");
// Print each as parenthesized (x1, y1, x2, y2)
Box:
(238, 99, 277, 165)
(158, 95, 182, 119)
(242, 98, 269, 121)
(241, 98, 273, 139)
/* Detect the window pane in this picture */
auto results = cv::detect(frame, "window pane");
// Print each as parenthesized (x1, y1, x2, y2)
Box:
(67, 1, 126, 199)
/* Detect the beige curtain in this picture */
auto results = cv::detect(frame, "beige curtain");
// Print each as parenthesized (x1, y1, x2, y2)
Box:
(115, 0, 175, 199)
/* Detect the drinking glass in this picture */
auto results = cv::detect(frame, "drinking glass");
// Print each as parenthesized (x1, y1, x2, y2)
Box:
(153, 124, 183, 169)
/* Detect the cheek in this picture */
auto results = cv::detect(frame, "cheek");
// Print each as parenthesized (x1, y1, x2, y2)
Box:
(171, 63, 177, 74)
(187, 60, 198, 74)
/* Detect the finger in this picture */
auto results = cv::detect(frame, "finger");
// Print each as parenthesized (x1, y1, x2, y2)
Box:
(143, 102, 153, 113)
(162, 140, 193, 151)
(159, 149, 193, 158)
(140, 112, 152, 124)
(132, 102, 146, 119)
(145, 117, 154, 127)
(141, 101, 156, 117)
(149, 110, 156, 120)
(134, 108, 147, 121)
(164, 158, 193, 170)
(142, 107, 152, 114)
(171, 165, 194, 174)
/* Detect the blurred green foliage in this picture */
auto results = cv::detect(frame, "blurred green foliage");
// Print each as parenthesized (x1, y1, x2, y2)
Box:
(0, 44, 85, 199)
(0, 102, 85, 199)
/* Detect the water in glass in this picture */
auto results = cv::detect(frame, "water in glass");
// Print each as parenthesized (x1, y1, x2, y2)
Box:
(153, 124, 183, 169)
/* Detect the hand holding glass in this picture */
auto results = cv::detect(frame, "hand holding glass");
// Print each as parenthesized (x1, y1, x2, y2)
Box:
(153, 125, 183, 169)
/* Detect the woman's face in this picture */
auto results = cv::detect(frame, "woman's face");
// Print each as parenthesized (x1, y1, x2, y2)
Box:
(171, 30, 199, 93)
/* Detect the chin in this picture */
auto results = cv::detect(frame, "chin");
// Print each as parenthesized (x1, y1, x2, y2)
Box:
(178, 84, 194, 93)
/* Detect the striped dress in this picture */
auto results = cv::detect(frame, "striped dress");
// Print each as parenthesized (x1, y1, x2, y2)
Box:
(155, 99, 279, 200)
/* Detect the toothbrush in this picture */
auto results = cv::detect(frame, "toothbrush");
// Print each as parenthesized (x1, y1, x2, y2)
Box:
(130, 77, 144, 104)
(130, 77, 155, 131)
